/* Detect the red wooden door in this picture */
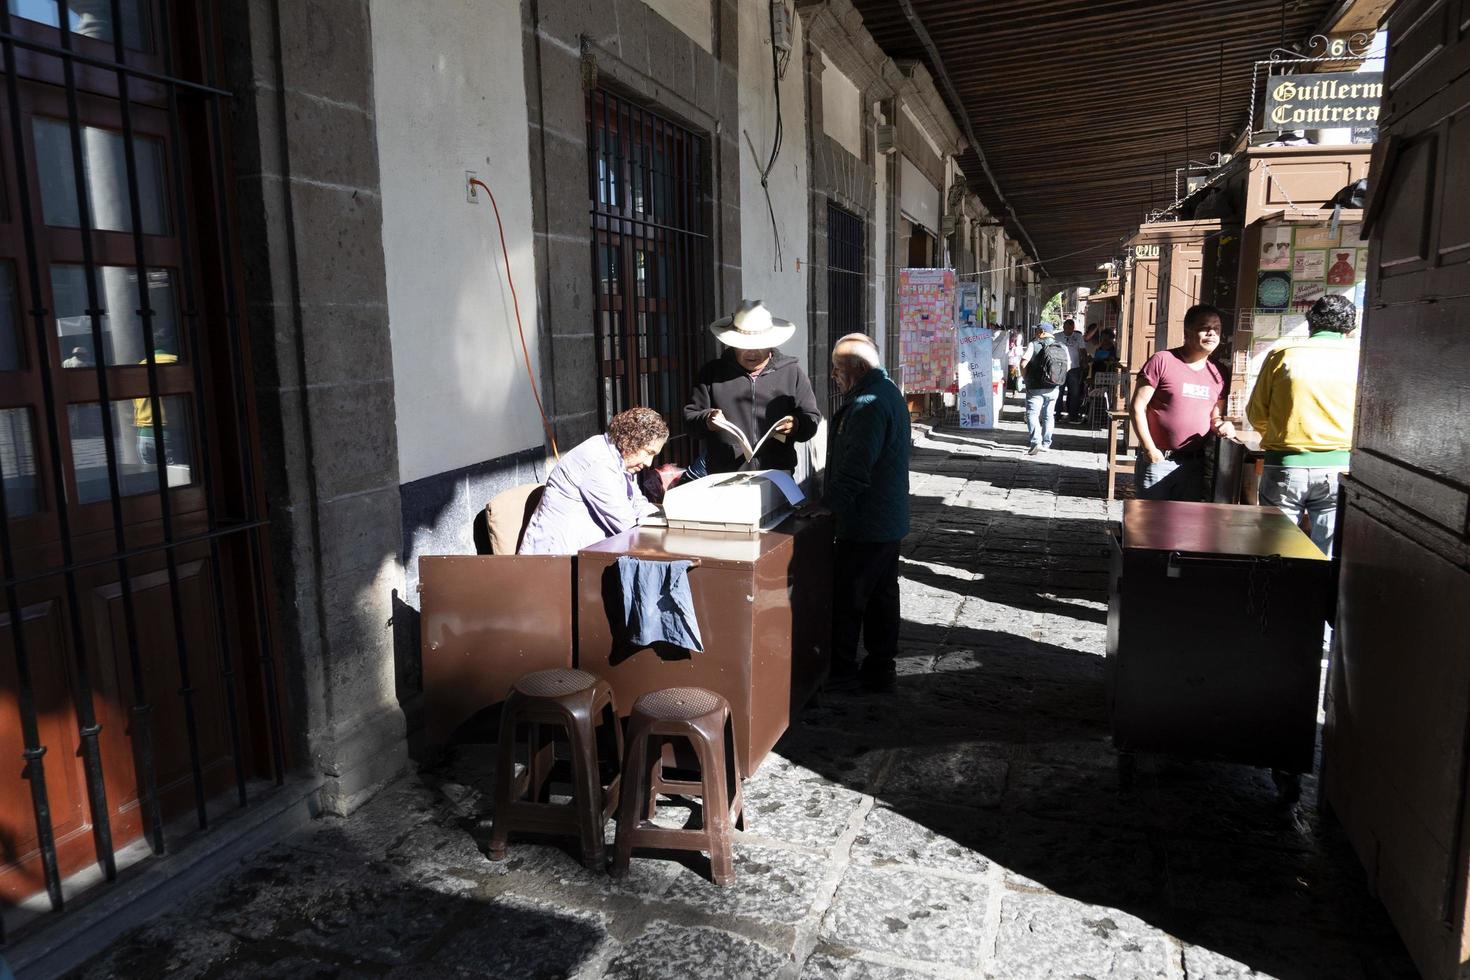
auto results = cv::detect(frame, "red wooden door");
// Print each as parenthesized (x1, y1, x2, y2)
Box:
(0, 0, 282, 918)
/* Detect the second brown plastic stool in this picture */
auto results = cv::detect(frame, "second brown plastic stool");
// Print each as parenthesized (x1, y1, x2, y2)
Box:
(611, 687, 745, 885)
(487, 668, 622, 869)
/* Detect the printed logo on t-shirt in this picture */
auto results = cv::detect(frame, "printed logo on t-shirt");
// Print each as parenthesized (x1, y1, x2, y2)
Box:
(1181, 382, 1213, 400)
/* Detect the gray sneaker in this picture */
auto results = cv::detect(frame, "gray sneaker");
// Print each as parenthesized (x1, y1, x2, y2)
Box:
(1026, 445, 1041, 456)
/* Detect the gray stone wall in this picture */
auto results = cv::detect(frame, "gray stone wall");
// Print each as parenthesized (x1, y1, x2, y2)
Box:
(223, 0, 406, 814)
(521, 0, 742, 450)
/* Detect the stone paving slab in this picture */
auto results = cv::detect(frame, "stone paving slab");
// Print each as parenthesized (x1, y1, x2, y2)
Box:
(874, 743, 1010, 810)
(799, 949, 954, 979)
(991, 891, 1175, 980)
(602, 922, 786, 979)
(68, 411, 1417, 980)
(427, 896, 612, 978)
(849, 804, 991, 877)
(655, 841, 831, 927)
(820, 866, 991, 971)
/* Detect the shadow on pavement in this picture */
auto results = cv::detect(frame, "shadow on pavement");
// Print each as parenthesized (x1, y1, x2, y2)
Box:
(773, 614, 1419, 980)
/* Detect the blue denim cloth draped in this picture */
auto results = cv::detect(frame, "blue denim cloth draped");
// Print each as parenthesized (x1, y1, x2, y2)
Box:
(614, 557, 704, 652)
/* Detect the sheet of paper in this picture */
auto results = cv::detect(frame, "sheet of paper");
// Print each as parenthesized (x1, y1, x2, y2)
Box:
(756, 469, 805, 507)
(748, 418, 791, 459)
(710, 414, 755, 461)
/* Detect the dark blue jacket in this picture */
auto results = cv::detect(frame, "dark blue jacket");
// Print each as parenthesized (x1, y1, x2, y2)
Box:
(824, 367, 910, 542)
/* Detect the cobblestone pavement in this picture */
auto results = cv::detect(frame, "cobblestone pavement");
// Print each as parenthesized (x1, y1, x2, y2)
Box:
(74, 400, 1418, 979)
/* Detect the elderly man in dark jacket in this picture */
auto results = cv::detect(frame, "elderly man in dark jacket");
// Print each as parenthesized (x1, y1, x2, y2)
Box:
(823, 332, 910, 693)
(685, 300, 822, 475)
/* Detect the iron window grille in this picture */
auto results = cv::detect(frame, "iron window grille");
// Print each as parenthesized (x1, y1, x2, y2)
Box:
(586, 88, 713, 465)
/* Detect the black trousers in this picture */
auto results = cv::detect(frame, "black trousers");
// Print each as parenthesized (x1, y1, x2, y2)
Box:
(832, 538, 902, 671)
(1057, 366, 1085, 418)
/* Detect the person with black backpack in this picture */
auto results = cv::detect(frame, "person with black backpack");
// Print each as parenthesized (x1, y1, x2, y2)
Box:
(1019, 325, 1070, 456)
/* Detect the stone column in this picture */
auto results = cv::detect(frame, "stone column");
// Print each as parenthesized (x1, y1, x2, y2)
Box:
(223, 0, 407, 814)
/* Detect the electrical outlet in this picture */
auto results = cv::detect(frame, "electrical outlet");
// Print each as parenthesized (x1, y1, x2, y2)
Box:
(465, 171, 478, 204)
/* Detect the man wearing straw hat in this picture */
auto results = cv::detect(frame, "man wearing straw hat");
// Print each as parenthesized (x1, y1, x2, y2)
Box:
(685, 300, 822, 475)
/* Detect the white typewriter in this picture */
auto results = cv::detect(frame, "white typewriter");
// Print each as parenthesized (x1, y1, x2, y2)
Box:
(660, 470, 805, 534)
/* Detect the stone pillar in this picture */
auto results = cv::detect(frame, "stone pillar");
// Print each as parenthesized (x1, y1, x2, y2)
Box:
(880, 96, 900, 369)
(223, 0, 407, 814)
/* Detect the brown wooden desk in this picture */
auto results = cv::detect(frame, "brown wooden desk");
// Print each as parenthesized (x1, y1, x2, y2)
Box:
(575, 514, 833, 777)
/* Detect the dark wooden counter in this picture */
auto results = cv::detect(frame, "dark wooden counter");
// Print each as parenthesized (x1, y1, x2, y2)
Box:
(1121, 498, 1327, 561)
(1108, 500, 1329, 779)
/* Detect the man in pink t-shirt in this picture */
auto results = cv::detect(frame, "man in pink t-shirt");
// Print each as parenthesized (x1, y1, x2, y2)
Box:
(1128, 304, 1235, 500)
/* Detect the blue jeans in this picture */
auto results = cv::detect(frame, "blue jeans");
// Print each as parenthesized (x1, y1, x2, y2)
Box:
(1025, 387, 1059, 448)
(1137, 453, 1205, 501)
(1258, 465, 1345, 555)
(137, 428, 180, 466)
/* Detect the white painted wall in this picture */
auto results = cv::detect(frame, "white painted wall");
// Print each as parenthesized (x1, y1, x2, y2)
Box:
(738, 0, 809, 366)
(642, 0, 713, 53)
(371, 0, 544, 484)
(821, 52, 863, 160)
(899, 155, 939, 237)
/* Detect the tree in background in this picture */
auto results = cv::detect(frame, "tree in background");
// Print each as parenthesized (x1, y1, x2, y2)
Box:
(1041, 291, 1064, 324)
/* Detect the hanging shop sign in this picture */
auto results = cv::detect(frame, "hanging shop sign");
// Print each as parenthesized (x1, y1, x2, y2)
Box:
(1263, 72, 1383, 129)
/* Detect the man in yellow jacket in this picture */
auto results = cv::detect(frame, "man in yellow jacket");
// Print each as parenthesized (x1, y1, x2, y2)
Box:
(1246, 294, 1359, 555)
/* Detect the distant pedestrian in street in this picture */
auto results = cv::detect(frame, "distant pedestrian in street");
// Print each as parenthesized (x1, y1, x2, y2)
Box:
(1091, 329, 1119, 374)
(1019, 326, 1068, 455)
(1006, 328, 1023, 392)
(823, 333, 910, 694)
(1054, 318, 1085, 423)
(1083, 321, 1102, 359)
(1246, 293, 1359, 554)
(1129, 304, 1234, 500)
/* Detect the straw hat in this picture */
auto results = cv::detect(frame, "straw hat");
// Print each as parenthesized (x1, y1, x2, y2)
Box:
(708, 299, 797, 350)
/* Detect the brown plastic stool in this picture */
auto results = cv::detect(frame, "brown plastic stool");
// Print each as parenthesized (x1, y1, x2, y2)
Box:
(611, 687, 745, 885)
(487, 668, 622, 869)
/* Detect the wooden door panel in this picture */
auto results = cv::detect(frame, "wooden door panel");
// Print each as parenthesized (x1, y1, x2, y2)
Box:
(87, 558, 232, 820)
(1437, 107, 1470, 263)
(0, 596, 87, 902)
(1377, 133, 1437, 271)
(1356, 295, 1470, 491)
(1328, 503, 1470, 978)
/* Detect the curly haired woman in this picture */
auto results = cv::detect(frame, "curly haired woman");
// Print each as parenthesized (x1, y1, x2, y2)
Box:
(518, 407, 668, 555)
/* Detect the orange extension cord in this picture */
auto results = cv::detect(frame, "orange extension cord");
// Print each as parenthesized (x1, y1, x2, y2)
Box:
(469, 177, 559, 460)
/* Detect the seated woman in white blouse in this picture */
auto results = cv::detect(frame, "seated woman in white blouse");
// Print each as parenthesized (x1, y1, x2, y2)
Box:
(518, 407, 668, 556)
